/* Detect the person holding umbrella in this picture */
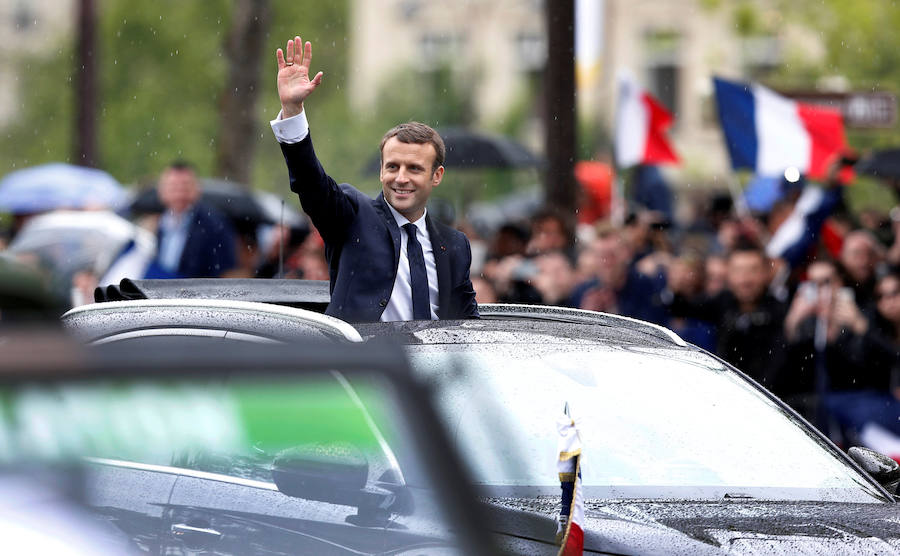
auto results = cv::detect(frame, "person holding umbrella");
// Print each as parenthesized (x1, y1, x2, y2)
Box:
(269, 36, 477, 322)
(147, 161, 236, 278)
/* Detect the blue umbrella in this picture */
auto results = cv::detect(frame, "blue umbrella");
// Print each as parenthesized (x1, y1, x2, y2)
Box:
(0, 163, 128, 214)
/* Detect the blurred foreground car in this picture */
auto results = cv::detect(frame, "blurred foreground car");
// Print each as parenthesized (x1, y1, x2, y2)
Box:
(67, 280, 900, 554)
(0, 334, 493, 555)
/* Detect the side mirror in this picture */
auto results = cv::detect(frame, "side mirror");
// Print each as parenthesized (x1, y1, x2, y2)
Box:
(272, 442, 412, 525)
(848, 446, 900, 495)
(272, 442, 368, 505)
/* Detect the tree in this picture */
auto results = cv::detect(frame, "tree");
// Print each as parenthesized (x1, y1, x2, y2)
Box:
(215, 0, 272, 184)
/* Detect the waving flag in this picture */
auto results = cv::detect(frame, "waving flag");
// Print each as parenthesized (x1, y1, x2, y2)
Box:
(714, 77, 847, 180)
(615, 72, 680, 168)
(766, 184, 843, 268)
(556, 407, 583, 556)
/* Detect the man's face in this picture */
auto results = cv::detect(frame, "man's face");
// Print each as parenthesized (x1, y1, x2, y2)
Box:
(807, 261, 840, 290)
(592, 235, 629, 288)
(727, 251, 769, 305)
(705, 257, 727, 296)
(529, 218, 568, 253)
(380, 137, 443, 222)
(158, 168, 200, 215)
(840, 234, 877, 282)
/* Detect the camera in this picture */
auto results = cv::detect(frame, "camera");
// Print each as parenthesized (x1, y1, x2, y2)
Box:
(798, 281, 854, 303)
(511, 259, 538, 281)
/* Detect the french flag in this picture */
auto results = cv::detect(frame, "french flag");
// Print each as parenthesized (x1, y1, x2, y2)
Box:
(615, 72, 680, 168)
(556, 409, 583, 556)
(714, 77, 847, 179)
(765, 184, 842, 267)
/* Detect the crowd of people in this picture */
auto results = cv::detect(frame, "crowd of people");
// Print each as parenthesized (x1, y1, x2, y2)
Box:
(2, 152, 899, 450)
(465, 163, 900, 450)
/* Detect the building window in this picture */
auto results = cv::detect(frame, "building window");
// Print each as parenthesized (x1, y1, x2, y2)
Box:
(741, 35, 780, 81)
(397, 0, 423, 21)
(515, 31, 546, 71)
(13, 1, 35, 33)
(418, 33, 465, 69)
(643, 29, 681, 116)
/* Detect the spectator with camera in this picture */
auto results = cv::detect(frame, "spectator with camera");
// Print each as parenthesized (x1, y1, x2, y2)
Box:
(782, 258, 900, 442)
(838, 229, 884, 312)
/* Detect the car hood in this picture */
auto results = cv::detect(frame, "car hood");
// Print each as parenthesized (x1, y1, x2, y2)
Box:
(485, 497, 900, 555)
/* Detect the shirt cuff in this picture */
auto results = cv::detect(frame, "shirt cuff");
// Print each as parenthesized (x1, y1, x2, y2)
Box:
(270, 109, 310, 144)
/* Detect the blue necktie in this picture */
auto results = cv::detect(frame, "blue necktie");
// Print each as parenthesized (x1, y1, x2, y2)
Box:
(404, 223, 431, 320)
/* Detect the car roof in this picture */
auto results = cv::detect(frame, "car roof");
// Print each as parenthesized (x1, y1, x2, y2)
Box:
(62, 298, 362, 343)
(94, 279, 687, 348)
(352, 315, 688, 349)
(95, 278, 330, 313)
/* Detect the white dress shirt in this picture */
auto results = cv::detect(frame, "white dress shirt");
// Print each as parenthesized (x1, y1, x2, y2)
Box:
(270, 109, 439, 321)
(157, 209, 191, 273)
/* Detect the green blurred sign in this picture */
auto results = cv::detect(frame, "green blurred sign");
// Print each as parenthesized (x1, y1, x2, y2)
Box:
(0, 372, 392, 464)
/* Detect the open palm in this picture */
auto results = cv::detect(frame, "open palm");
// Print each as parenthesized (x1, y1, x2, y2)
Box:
(276, 36, 323, 117)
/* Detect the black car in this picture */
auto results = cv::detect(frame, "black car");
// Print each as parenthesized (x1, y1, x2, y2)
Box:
(63, 279, 900, 554)
(0, 333, 493, 555)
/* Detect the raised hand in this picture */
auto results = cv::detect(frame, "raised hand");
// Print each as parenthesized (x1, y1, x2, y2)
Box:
(275, 36, 324, 118)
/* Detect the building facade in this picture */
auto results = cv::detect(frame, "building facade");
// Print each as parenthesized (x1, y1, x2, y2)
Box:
(348, 0, 826, 182)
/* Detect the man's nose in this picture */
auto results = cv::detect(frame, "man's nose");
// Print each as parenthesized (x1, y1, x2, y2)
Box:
(396, 168, 410, 182)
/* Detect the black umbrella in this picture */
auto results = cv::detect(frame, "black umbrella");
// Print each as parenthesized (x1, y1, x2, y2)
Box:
(364, 128, 542, 174)
(856, 149, 900, 179)
(130, 178, 274, 229)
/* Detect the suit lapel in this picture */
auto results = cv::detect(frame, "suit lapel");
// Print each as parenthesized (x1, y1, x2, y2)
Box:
(374, 193, 401, 269)
(426, 215, 452, 319)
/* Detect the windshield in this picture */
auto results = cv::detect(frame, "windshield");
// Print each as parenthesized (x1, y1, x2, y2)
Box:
(409, 343, 884, 503)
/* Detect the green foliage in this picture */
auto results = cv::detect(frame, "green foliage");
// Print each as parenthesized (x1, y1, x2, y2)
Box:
(0, 53, 75, 173)
(732, 2, 762, 37)
(0, 0, 543, 215)
(0, 0, 350, 195)
(771, 0, 900, 148)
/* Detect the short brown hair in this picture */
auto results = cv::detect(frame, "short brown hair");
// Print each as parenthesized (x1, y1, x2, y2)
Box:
(379, 122, 445, 172)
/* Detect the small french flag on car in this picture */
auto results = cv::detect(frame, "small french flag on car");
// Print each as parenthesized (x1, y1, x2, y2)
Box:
(714, 77, 847, 180)
(556, 404, 584, 556)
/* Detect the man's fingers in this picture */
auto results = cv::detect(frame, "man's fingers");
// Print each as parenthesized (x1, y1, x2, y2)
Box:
(276, 48, 286, 69)
(294, 36, 302, 65)
(303, 41, 313, 70)
(285, 39, 294, 62)
(311, 71, 324, 86)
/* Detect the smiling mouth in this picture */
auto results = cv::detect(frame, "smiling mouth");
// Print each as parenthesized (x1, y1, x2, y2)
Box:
(392, 187, 415, 195)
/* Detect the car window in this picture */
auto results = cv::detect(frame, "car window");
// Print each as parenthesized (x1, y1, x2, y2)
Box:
(0, 369, 465, 553)
(408, 344, 885, 503)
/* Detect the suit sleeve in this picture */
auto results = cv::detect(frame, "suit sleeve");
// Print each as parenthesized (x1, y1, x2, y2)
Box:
(455, 235, 480, 318)
(279, 134, 358, 243)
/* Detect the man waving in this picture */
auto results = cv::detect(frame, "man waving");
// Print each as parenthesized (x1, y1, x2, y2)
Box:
(270, 36, 478, 322)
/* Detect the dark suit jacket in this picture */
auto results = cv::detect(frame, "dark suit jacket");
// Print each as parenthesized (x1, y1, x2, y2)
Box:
(279, 134, 478, 322)
(155, 202, 237, 278)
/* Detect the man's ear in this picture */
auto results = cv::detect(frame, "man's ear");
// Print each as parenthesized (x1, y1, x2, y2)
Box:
(431, 165, 444, 187)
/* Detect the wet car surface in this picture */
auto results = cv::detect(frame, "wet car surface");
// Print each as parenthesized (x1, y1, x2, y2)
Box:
(353, 315, 900, 554)
(62, 286, 900, 554)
